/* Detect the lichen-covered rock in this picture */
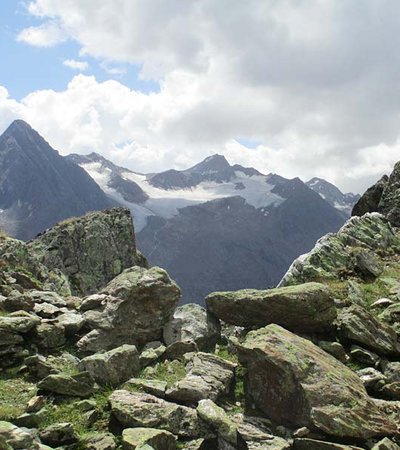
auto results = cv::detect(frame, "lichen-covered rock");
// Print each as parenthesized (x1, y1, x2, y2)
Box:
(166, 352, 236, 404)
(124, 378, 168, 398)
(0, 312, 40, 333)
(197, 399, 237, 446)
(84, 432, 116, 450)
(372, 437, 400, 450)
(38, 371, 95, 397)
(206, 282, 336, 332)
(163, 304, 220, 352)
(122, 428, 176, 450)
(78, 266, 180, 352)
(79, 344, 140, 386)
(237, 324, 399, 439)
(337, 304, 400, 355)
(109, 390, 210, 438)
(357, 367, 386, 391)
(383, 362, 400, 383)
(0, 420, 39, 449)
(27, 208, 147, 295)
(280, 213, 400, 286)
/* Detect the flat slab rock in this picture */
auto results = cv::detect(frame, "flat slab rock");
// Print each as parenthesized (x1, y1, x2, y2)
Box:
(122, 427, 176, 450)
(206, 282, 336, 332)
(109, 390, 212, 439)
(237, 324, 399, 439)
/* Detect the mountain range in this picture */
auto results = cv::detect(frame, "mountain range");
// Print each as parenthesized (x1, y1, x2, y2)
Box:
(0, 120, 360, 303)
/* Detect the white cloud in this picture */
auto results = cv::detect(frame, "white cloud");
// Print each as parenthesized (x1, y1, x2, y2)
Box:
(63, 59, 89, 71)
(9, 1, 400, 193)
(17, 21, 66, 47)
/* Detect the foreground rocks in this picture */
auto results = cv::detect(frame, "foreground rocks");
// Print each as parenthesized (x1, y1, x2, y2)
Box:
(77, 266, 180, 352)
(238, 324, 399, 439)
(206, 282, 336, 332)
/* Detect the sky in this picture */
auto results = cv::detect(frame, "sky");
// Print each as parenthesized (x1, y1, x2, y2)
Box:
(1, 1, 400, 193)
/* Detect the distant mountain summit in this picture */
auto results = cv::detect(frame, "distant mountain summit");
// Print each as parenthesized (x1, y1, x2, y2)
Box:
(306, 177, 360, 217)
(0, 120, 112, 240)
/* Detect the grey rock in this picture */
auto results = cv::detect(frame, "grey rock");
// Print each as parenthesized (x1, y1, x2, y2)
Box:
(163, 304, 220, 352)
(39, 422, 78, 447)
(109, 390, 210, 438)
(28, 207, 147, 296)
(139, 345, 166, 368)
(206, 282, 336, 332)
(318, 341, 347, 363)
(124, 378, 168, 398)
(350, 345, 380, 366)
(238, 324, 399, 439)
(0, 420, 38, 449)
(165, 341, 198, 361)
(337, 305, 400, 355)
(56, 311, 85, 335)
(35, 321, 66, 349)
(352, 175, 389, 217)
(122, 427, 176, 450)
(38, 371, 94, 397)
(84, 432, 116, 450)
(353, 249, 383, 280)
(78, 266, 180, 352)
(383, 361, 400, 383)
(293, 438, 364, 449)
(79, 344, 140, 387)
(166, 352, 236, 404)
(356, 367, 386, 390)
(33, 302, 61, 318)
(0, 313, 40, 333)
(372, 438, 400, 450)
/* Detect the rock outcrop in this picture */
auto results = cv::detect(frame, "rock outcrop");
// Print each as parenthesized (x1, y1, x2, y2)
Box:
(27, 207, 147, 295)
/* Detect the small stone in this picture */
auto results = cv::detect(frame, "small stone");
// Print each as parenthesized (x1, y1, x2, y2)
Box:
(39, 422, 78, 447)
(380, 382, 400, 400)
(350, 345, 380, 366)
(122, 427, 176, 450)
(165, 341, 198, 360)
(293, 427, 309, 438)
(371, 298, 394, 309)
(139, 345, 166, 368)
(356, 367, 386, 391)
(84, 432, 116, 450)
(318, 341, 347, 363)
(372, 437, 400, 450)
(26, 395, 47, 413)
(124, 378, 167, 398)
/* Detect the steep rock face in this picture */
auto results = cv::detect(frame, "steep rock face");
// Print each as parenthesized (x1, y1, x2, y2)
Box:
(77, 266, 180, 353)
(206, 282, 336, 333)
(352, 175, 389, 217)
(0, 120, 112, 240)
(27, 208, 146, 295)
(238, 324, 399, 439)
(280, 213, 400, 287)
(352, 162, 400, 226)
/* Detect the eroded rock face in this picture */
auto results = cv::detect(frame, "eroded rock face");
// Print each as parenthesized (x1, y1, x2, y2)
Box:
(206, 282, 336, 333)
(77, 266, 180, 352)
(352, 175, 389, 218)
(27, 208, 147, 296)
(109, 390, 210, 439)
(237, 324, 399, 439)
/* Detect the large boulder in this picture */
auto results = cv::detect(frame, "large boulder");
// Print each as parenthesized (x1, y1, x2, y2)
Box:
(38, 371, 95, 397)
(79, 344, 140, 386)
(206, 282, 336, 332)
(237, 324, 399, 439)
(109, 390, 210, 439)
(163, 303, 220, 351)
(337, 305, 400, 356)
(27, 208, 147, 295)
(77, 266, 180, 352)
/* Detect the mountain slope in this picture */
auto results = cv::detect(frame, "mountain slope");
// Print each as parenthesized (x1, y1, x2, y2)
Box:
(306, 177, 360, 217)
(0, 120, 112, 240)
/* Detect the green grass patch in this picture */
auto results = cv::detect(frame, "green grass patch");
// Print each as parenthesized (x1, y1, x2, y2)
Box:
(215, 345, 239, 364)
(0, 374, 37, 420)
(139, 360, 186, 387)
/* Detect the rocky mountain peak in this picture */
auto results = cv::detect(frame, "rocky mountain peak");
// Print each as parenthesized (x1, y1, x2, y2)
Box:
(186, 154, 231, 173)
